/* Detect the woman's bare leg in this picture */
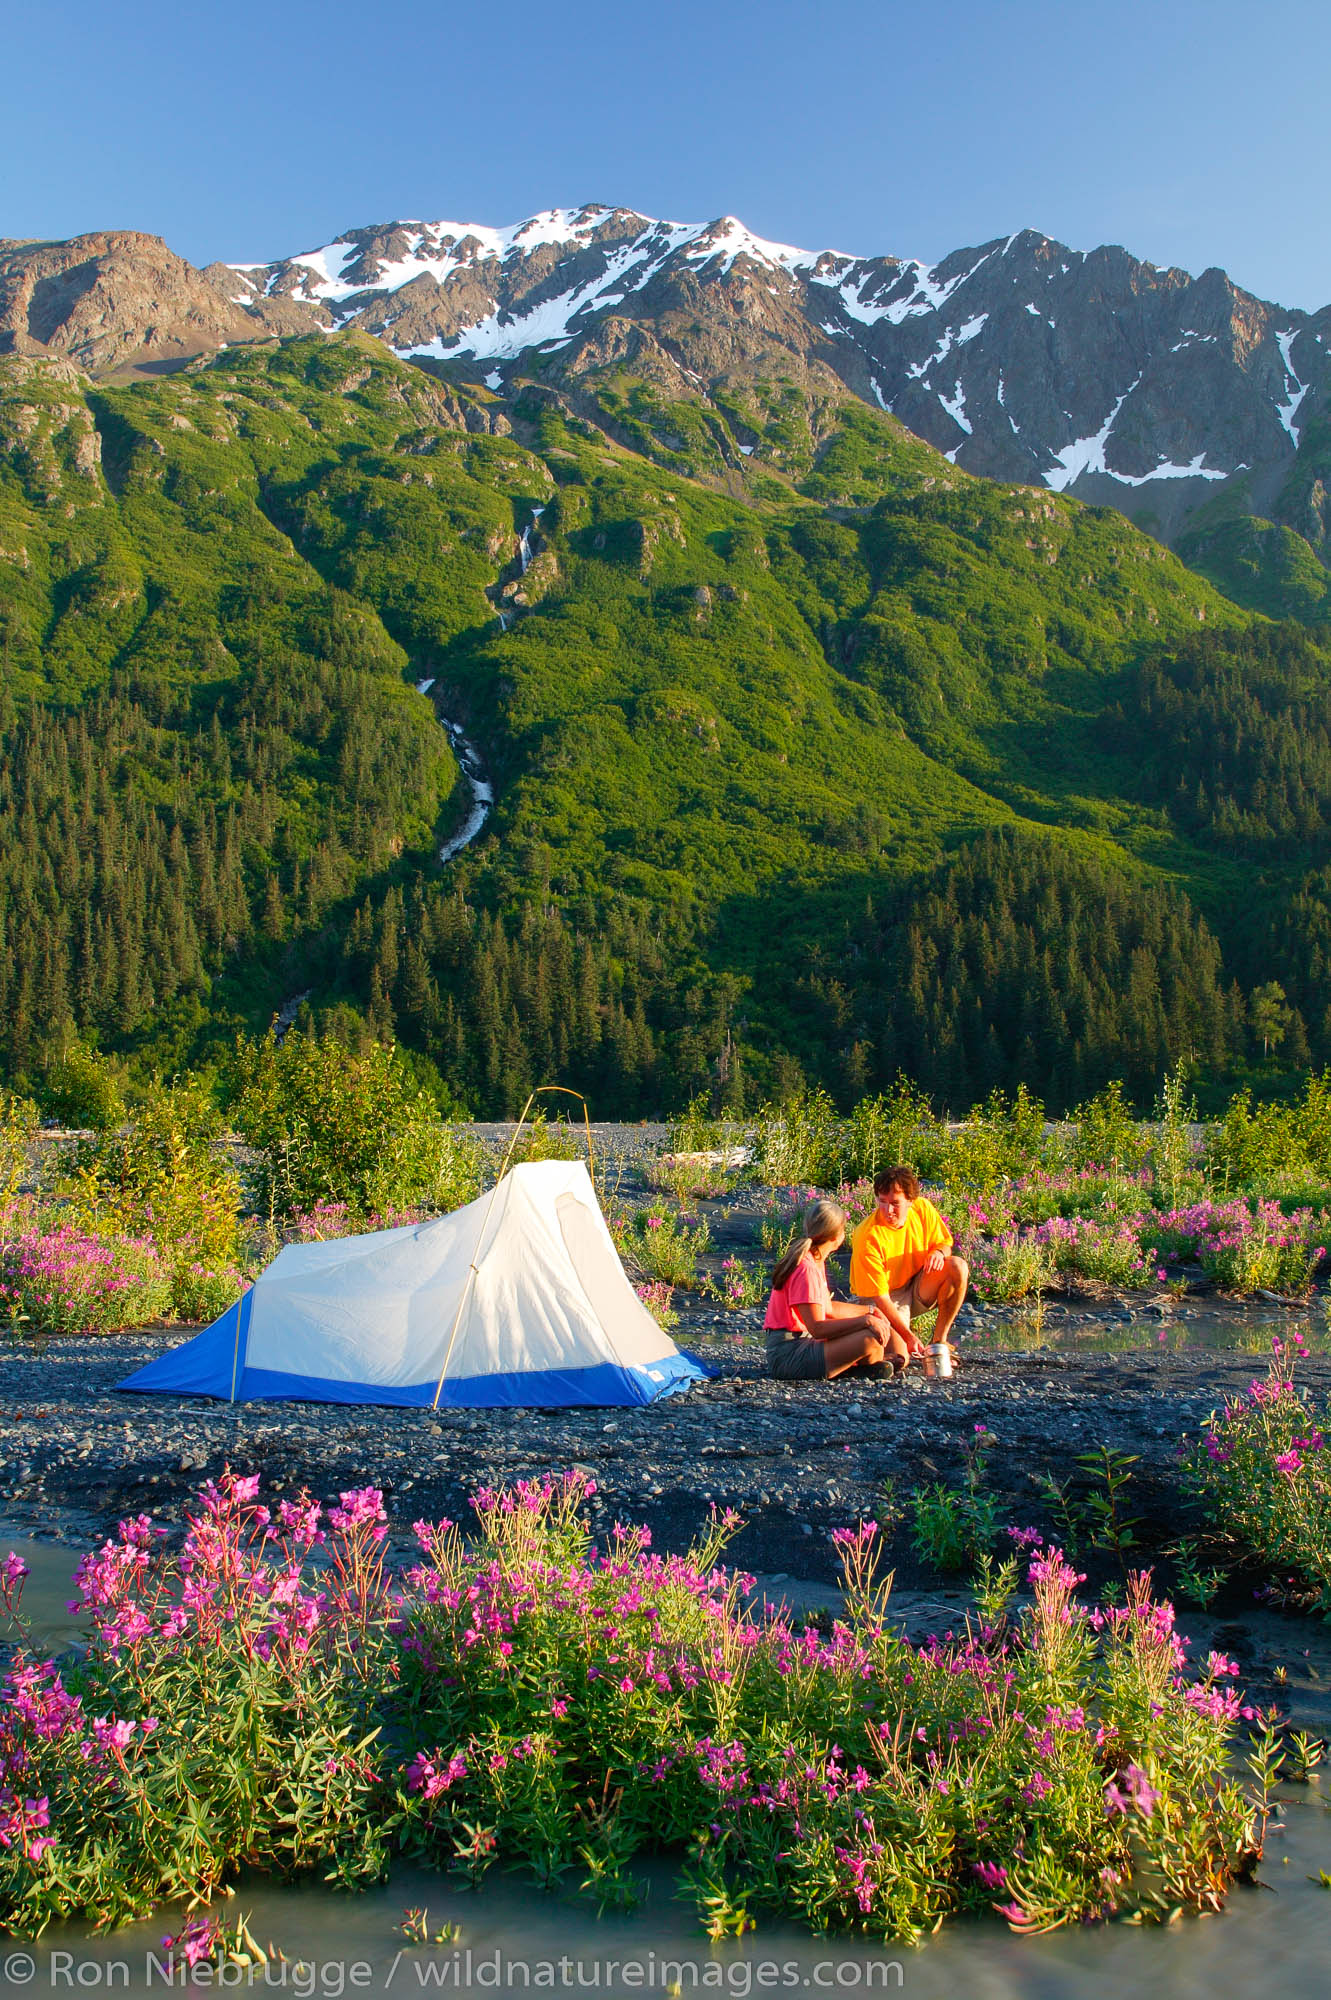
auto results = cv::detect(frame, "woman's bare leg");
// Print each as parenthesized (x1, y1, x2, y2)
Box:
(821, 1329, 900, 1378)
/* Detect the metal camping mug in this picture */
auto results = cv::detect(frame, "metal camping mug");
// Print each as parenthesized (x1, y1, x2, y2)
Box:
(928, 1342, 953, 1379)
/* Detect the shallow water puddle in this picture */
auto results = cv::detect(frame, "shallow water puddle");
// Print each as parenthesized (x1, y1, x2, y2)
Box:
(0, 1529, 90, 1656)
(14, 1788, 1331, 1998)
(966, 1299, 1331, 1358)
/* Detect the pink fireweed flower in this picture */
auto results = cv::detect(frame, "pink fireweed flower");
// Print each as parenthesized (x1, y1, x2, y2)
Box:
(328, 1487, 387, 1532)
(1103, 1764, 1160, 1817)
(405, 1750, 468, 1801)
(90, 1716, 137, 1755)
(162, 1919, 219, 1968)
(1028, 1550, 1085, 1591)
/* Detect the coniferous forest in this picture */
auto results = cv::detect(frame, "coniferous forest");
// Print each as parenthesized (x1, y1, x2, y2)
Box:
(2, 332, 1330, 1115)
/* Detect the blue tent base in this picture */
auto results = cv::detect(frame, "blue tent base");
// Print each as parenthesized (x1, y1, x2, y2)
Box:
(118, 1311, 704, 1409)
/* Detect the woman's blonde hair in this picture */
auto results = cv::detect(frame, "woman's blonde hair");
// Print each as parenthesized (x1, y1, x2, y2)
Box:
(771, 1199, 847, 1291)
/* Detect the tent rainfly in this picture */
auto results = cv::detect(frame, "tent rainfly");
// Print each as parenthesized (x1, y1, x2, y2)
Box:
(118, 1160, 704, 1409)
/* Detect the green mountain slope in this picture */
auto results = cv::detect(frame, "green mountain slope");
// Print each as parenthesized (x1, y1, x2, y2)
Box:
(1, 334, 1325, 1113)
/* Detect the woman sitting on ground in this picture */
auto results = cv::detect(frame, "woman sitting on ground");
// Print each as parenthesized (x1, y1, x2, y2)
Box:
(764, 1200, 908, 1382)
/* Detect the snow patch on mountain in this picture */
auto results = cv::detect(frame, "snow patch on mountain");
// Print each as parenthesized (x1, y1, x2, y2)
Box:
(1044, 376, 1228, 489)
(817, 249, 995, 330)
(271, 209, 626, 307)
(938, 381, 972, 436)
(397, 226, 697, 362)
(681, 216, 825, 275)
(1275, 330, 1310, 446)
(1044, 378, 1143, 491)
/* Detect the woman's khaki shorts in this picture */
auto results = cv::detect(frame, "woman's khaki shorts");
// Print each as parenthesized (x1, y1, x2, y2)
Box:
(766, 1334, 828, 1381)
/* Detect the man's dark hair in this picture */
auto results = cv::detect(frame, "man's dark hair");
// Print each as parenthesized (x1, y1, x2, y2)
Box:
(873, 1164, 919, 1202)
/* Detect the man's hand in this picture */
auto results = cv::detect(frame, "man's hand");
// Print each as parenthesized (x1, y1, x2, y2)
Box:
(922, 1250, 947, 1275)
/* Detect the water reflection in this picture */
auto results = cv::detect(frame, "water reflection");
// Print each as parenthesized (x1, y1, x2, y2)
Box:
(8, 1783, 1328, 1998)
(965, 1299, 1331, 1358)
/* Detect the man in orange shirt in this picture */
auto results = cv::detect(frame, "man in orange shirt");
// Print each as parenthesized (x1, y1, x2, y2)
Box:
(848, 1165, 969, 1359)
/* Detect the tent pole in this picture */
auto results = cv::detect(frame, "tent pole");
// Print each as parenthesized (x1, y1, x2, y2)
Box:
(229, 1293, 245, 1403)
(428, 1085, 594, 1412)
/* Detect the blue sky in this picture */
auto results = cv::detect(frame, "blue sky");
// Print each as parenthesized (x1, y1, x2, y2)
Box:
(7, 0, 1329, 307)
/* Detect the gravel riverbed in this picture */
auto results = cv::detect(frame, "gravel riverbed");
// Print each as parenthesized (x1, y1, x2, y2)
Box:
(0, 1297, 1324, 1600)
(7, 1131, 1329, 1626)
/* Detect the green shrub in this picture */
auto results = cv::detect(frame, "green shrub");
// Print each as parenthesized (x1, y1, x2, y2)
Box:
(1206, 1074, 1331, 1189)
(647, 1151, 736, 1203)
(839, 1080, 944, 1183)
(61, 1081, 240, 1272)
(751, 1088, 841, 1187)
(968, 1229, 1054, 1301)
(702, 1256, 768, 1312)
(667, 1093, 735, 1156)
(170, 1263, 247, 1325)
(909, 1426, 1001, 1573)
(938, 1087, 1046, 1202)
(1066, 1081, 1150, 1171)
(1150, 1062, 1202, 1209)
(753, 1185, 832, 1253)
(505, 1111, 585, 1166)
(1193, 1200, 1321, 1296)
(41, 1041, 125, 1133)
(0, 1090, 37, 1216)
(633, 1280, 679, 1331)
(228, 1031, 481, 1222)
(626, 1208, 710, 1288)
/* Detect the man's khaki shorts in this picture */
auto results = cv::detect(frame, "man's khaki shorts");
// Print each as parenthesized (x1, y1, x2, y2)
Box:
(854, 1271, 931, 1325)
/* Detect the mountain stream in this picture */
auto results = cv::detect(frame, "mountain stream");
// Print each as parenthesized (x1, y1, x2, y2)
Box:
(412, 677, 493, 864)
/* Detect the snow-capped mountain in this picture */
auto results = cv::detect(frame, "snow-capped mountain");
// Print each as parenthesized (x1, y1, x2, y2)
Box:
(228, 204, 1331, 546)
(4, 207, 1328, 556)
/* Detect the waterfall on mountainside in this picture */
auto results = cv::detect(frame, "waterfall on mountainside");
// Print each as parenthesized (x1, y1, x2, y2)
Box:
(438, 721, 494, 865)
(517, 504, 545, 576)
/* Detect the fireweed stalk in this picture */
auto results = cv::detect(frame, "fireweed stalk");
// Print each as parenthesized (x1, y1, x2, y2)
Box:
(392, 1475, 1272, 1939)
(0, 1473, 1276, 1943)
(1184, 1335, 1331, 1612)
(0, 1473, 395, 1935)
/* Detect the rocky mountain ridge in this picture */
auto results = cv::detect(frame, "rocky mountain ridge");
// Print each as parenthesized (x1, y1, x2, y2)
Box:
(4, 207, 1329, 563)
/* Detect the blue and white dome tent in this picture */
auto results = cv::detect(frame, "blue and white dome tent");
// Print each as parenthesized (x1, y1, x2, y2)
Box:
(120, 1104, 705, 1409)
